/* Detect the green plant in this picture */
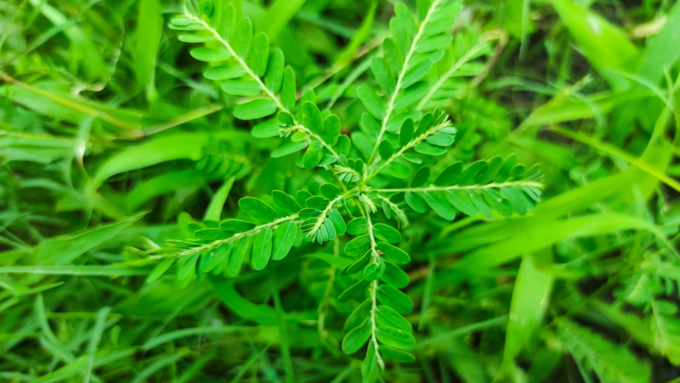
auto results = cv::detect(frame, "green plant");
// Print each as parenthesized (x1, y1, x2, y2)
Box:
(161, 0, 542, 377)
(2, 0, 680, 382)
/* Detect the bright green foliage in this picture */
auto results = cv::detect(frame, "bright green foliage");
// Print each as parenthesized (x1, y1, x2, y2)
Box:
(2, 0, 680, 382)
(163, 0, 543, 376)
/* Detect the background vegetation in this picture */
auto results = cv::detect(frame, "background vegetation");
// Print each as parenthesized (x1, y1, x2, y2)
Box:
(1, 0, 680, 382)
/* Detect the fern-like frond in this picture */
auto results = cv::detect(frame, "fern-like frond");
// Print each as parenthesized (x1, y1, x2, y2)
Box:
(375, 154, 542, 219)
(360, 0, 462, 167)
(170, 2, 348, 170)
(558, 320, 651, 383)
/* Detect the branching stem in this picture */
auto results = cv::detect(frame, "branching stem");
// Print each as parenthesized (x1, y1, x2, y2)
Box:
(290, 124, 341, 159)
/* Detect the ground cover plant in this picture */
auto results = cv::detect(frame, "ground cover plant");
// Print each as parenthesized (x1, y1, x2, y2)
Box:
(1, 0, 680, 382)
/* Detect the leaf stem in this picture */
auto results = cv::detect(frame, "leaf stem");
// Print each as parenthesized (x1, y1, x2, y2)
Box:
(375, 195, 408, 227)
(364, 202, 385, 369)
(307, 191, 356, 239)
(366, 0, 441, 167)
(372, 180, 544, 194)
(177, 214, 299, 258)
(366, 119, 451, 181)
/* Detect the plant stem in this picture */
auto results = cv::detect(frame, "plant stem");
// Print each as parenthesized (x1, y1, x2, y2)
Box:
(373, 180, 544, 193)
(366, 120, 451, 181)
(364, 203, 385, 369)
(291, 124, 341, 159)
(178, 214, 299, 259)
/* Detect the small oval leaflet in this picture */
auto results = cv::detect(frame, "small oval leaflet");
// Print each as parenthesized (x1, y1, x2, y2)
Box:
(380, 261, 409, 288)
(328, 209, 346, 236)
(227, 236, 251, 277)
(389, 162, 411, 178)
(379, 140, 394, 160)
(364, 261, 385, 281)
(238, 197, 278, 223)
(195, 228, 229, 240)
(220, 219, 256, 233)
(234, 99, 277, 120)
(379, 345, 415, 363)
(405, 192, 427, 213)
(345, 235, 371, 257)
(344, 298, 372, 331)
(251, 228, 273, 270)
(252, 119, 280, 138)
(373, 223, 402, 243)
(344, 251, 372, 275)
(203, 65, 245, 80)
(272, 191, 301, 215)
(146, 258, 175, 284)
(377, 284, 413, 314)
(346, 218, 368, 235)
(339, 279, 370, 302)
(376, 326, 416, 350)
(320, 183, 341, 199)
(178, 252, 199, 280)
(202, 244, 232, 273)
(189, 47, 231, 61)
(411, 166, 430, 188)
(376, 305, 412, 332)
(271, 141, 308, 158)
(446, 189, 479, 216)
(377, 242, 410, 264)
(270, 222, 297, 262)
(342, 319, 371, 354)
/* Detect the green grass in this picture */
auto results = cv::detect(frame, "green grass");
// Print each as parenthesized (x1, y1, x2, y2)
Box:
(1, 0, 680, 382)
